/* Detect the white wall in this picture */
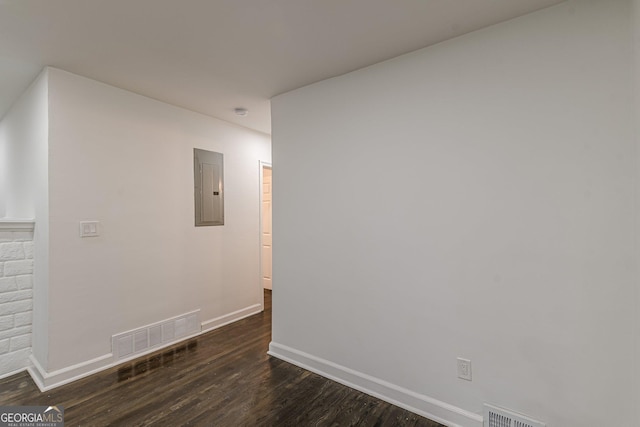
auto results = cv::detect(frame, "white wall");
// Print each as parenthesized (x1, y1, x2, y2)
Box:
(0, 127, 5, 218)
(39, 68, 270, 375)
(633, 0, 640, 421)
(0, 70, 49, 220)
(0, 70, 50, 371)
(270, 1, 637, 426)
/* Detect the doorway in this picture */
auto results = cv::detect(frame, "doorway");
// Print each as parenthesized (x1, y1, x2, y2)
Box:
(261, 163, 272, 290)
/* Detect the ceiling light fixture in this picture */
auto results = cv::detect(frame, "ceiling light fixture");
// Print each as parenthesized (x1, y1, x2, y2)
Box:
(234, 107, 248, 116)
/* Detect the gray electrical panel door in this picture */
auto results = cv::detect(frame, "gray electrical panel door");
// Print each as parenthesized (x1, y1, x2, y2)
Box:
(194, 149, 224, 226)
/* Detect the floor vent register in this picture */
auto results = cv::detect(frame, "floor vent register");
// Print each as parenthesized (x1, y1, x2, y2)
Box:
(484, 404, 545, 427)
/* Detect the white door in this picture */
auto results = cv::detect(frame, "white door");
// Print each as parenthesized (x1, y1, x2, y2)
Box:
(262, 166, 272, 290)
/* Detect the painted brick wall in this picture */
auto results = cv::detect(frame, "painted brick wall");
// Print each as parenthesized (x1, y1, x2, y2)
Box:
(0, 224, 34, 377)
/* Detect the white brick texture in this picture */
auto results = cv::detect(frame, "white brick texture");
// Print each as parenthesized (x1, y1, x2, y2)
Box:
(13, 312, 32, 327)
(0, 277, 17, 292)
(0, 226, 33, 377)
(23, 242, 34, 260)
(0, 316, 13, 332)
(0, 290, 32, 304)
(0, 325, 31, 341)
(0, 243, 25, 261)
(0, 339, 9, 355)
(10, 334, 30, 351)
(3, 260, 33, 277)
(15, 276, 32, 290)
(2, 300, 33, 315)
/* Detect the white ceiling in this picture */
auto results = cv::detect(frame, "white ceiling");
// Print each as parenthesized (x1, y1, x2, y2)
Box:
(0, 0, 563, 135)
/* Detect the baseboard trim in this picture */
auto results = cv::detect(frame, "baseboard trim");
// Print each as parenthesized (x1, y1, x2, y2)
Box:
(0, 367, 29, 381)
(29, 330, 210, 392)
(27, 303, 262, 391)
(0, 348, 32, 380)
(201, 304, 262, 333)
(29, 352, 114, 392)
(268, 342, 483, 427)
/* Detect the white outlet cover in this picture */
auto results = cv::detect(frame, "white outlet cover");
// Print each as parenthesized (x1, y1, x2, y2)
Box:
(457, 357, 472, 381)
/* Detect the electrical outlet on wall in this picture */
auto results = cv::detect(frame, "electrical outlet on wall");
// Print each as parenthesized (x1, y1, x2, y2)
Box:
(457, 357, 472, 381)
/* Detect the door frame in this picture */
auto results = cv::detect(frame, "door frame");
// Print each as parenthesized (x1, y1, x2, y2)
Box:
(259, 161, 273, 311)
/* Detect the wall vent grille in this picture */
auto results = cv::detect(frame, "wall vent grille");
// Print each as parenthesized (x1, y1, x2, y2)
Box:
(112, 310, 200, 360)
(484, 404, 545, 427)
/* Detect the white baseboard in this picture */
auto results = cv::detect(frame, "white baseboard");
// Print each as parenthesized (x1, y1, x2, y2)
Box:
(29, 352, 114, 392)
(0, 367, 28, 381)
(268, 342, 483, 427)
(27, 303, 263, 392)
(0, 348, 32, 380)
(28, 329, 207, 392)
(201, 303, 262, 333)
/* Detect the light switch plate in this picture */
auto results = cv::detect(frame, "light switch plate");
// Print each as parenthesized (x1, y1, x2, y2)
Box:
(79, 221, 100, 237)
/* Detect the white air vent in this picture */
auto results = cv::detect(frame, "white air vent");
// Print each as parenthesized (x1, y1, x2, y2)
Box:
(149, 325, 162, 347)
(162, 322, 175, 341)
(484, 404, 545, 427)
(112, 310, 201, 360)
(117, 334, 133, 358)
(134, 330, 148, 352)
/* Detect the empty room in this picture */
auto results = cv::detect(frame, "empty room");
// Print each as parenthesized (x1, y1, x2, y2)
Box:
(1, 1, 639, 426)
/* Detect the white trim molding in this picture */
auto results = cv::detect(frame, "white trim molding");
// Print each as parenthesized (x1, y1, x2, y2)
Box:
(258, 160, 273, 302)
(28, 331, 205, 392)
(27, 303, 262, 391)
(0, 219, 35, 231)
(201, 304, 262, 333)
(28, 353, 114, 392)
(268, 342, 483, 427)
(0, 351, 33, 382)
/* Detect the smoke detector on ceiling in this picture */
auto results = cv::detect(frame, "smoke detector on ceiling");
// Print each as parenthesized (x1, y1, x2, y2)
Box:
(234, 107, 248, 116)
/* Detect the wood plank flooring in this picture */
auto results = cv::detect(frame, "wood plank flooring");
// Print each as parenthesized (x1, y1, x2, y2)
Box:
(0, 291, 444, 426)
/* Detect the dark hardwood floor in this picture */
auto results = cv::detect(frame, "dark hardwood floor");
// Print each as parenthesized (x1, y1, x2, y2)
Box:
(0, 290, 443, 426)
